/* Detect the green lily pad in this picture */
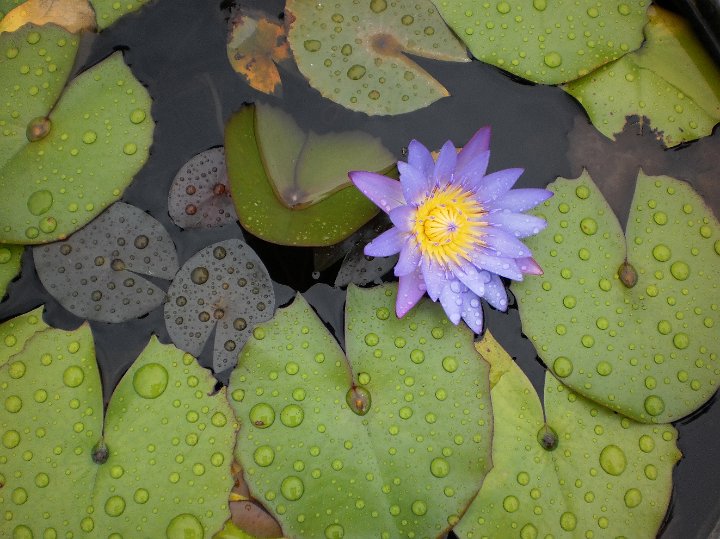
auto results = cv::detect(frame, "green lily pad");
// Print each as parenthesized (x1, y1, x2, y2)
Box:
(0, 25, 154, 245)
(0, 305, 47, 365)
(228, 283, 492, 538)
(286, 0, 469, 115)
(512, 170, 720, 423)
(432, 0, 648, 85)
(89, 0, 153, 30)
(225, 103, 392, 246)
(0, 244, 22, 299)
(455, 331, 681, 538)
(0, 318, 238, 537)
(563, 6, 720, 148)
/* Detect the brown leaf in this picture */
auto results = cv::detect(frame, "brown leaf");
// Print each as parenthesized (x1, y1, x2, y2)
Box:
(0, 0, 97, 34)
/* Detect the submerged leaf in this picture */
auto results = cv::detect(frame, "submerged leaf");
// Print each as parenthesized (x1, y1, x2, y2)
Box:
(0, 244, 22, 299)
(564, 6, 720, 147)
(168, 147, 236, 229)
(286, 0, 469, 115)
(512, 170, 720, 423)
(228, 283, 492, 538)
(164, 239, 275, 373)
(0, 0, 96, 33)
(432, 0, 648, 85)
(226, 9, 291, 96)
(455, 331, 681, 538)
(34, 202, 178, 322)
(334, 243, 397, 287)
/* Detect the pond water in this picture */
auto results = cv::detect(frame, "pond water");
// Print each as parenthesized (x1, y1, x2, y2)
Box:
(1, 0, 719, 537)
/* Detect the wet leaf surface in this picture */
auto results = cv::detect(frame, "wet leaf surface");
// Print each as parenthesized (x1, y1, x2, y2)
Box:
(433, 0, 648, 85)
(564, 6, 720, 147)
(287, 0, 469, 115)
(0, 244, 22, 300)
(168, 147, 236, 229)
(228, 283, 492, 538)
(334, 243, 397, 287)
(164, 238, 275, 373)
(455, 331, 681, 538)
(0, 305, 47, 365)
(0, 319, 238, 537)
(90, 0, 153, 29)
(34, 202, 178, 323)
(0, 0, 96, 33)
(512, 170, 720, 423)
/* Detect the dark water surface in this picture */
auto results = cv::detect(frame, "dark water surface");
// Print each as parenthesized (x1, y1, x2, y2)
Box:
(2, 0, 719, 537)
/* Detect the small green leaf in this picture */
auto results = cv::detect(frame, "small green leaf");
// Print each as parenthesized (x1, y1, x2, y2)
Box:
(432, 0, 648, 84)
(563, 6, 720, 147)
(512, 170, 720, 423)
(0, 244, 22, 299)
(228, 283, 492, 538)
(455, 331, 681, 538)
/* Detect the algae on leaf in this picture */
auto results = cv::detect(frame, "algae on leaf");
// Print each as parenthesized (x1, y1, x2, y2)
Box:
(455, 331, 681, 538)
(564, 6, 720, 147)
(228, 283, 492, 538)
(512, 170, 720, 423)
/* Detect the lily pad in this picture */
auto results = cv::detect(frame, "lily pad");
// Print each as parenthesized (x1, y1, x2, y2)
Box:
(225, 103, 394, 246)
(168, 147, 237, 229)
(334, 243, 398, 287)
(512, 170, 720, 423)
(0, 318, 238, 537)
(89, 0, 153, 30)
(0, 305, 47, 365)
(455, 331, 681, 538)
(226, 9, 291, 96)
(563, 6, 720, 148)
(228, 283, 492, 538)
(0, 244, 22, 299)
(432, 0, 648, 85)
(0, 25, 154, 245)
(286, 0, 470, 115)
(164, 239, 275, 373)
(33, 202, 178, 323)
(0, 0, 96, 33)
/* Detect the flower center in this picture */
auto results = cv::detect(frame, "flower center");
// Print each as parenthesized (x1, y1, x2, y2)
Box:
(413, 184, 486, 267)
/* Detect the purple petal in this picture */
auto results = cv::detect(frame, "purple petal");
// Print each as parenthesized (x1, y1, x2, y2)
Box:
(457, 150, 490, 188)
(456, 126, 491, 174)
(453, 261, 488, 297)
(433, 140, 457, 187)
(494, 188, 553, 212)
(518, 257, 543, 275)
(394, 241, 421, 276)
(439, 280, 464, 324)
(481, 228, 532, 258)
(397, 161, 431, 205)
(364, 227, 404, 257)
(483, 273, 509, 311)
(388, 205, 415, 233)
(471, 168, 523, 203)
(407, 139, 434, 179)
(460, 291, 484, 333)
(486, 211, 547, 238)
(468, 250, 523, 280)
(396, 270, 426, 318)
(349, 171, 405, 213)
(421, 257, 447, 301)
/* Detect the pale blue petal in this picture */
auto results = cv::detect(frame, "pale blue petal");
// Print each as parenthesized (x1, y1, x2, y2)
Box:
(389, 205, 415, 233)
(396, 269, 426, 318)
(456, 150, 490, 187)
(482, 228, 532, 258)
(486, 211, 547, 238)
(460, 291, 484, 333)
(364, 227, 404, 257)
(456, 126, 491, 176)
(439, 280, 464, 324)
(483, 273, 509, 311)
(433, 140, 457, 187)
(421, 257, 447, 301)
(349, 171, 405, 213)
(394, 241, 421, 276)
(471, 168, 523, 203)
(407, 139, 434, 179)
(469, 250, 523, 280)
(494, 188, 553, 212)
(517, 257, 543, 275)
(397, 161, 431, 205)
(454, 260, 489, 297)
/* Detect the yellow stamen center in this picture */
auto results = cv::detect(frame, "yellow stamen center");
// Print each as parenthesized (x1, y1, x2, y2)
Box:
(413, 184, 486, 267)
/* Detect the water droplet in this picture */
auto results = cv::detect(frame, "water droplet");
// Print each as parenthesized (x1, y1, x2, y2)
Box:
(166, 514, 203, 539)
(347, 64, 366, 80)
(281, 476, 305, 501)
(304, 39, 321, 52)
(652, 244, 671, 262)
(560, 511, 577, 531)
(553, 356, 573, 378)
(280, 404, 304, 427)
(364, 332, 379, 346)
(254, 445, 275, 466)
(4, 395, 22, 413)
(370, 0, 387, 12)
(639, 434, 655, 453)
(123, 142, 137, 155)
(502, 495, 519, 512)
(27, 190, 53, 216)
(63, 366, 84, 387)
(543, 52, 562, 68)
(346, 386, 371, 415)
(624, 487, 642, 508)
(599, 444, 627, 475)
(104, 495, 126, 517)
(26, 116, 51, 142)
(190, 266, 209, 284)
(411, 500, 427, 516)
(2, 429, 20, 448)
(324, 524, 344, 539)
(673, 332, 689, 349)
(132, 363, 168, 399)
(619, 260, 638, 287)
(562, 295, 576, 309)
(442, 356, 458, 373)
(532, 0, 546, 10)
(670, 261, 689, 280)
(130, 109, 146, 124)
(250, 403, 275, 428)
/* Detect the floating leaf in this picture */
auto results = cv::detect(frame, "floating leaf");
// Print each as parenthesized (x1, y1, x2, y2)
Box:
(89, 0, 153, 30)
(168, 147, 237, 229)
(0, 320, 238, 537)
(432, 0, 648, 85)
(226, 9, 291, 96)
(564, 6, 720, 147)
(455, 331, 681, 538)
(164, 239, 275, 373)
(512, 170, 720, 423)
(0, 244, 22, 299)
(286, 0, 469, 115)
(0, 26, 154, 244)
(34, 202, 178, 322)
(226, 103, 394, 246)
(334, 243, 397, 287)
(0, 305, 47, 365)
(228, 283, 492, 538)
(0, 0, 96, 33)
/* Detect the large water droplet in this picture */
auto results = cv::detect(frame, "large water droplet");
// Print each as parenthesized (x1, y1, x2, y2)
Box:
(249, 403, 275, 428)
(26, 116, 51, 142)
(104, 495, 126, 517)
(133, 363, 169, 399)
(280, 404, 304, 427)
(346, 385, 371, 415)
(281, 476, 305, 501)
(166, 513, 204, 539)
(599, 444, 627, 475)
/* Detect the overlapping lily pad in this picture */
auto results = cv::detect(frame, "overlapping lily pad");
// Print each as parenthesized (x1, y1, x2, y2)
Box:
(225, 103, 395, 246)
(0, 305, 47, 364)
(0, 25, 154, 244)
(286, 0, 470, 115)
(0, 244, 22, 299)
(432, 0, 648, 84)
(564, 6, 720, 147)
(512, 170, 720, 423)
(334, 243, 398, 287)
(228, 283, 492, 538)
(34, 202, 178, 322)
(0, 0, 96, 33)
(0, 316, 238, 537)
(455, 331, 681, 538)
(164, 239, 275, 373)
(168, 147, 236, 229)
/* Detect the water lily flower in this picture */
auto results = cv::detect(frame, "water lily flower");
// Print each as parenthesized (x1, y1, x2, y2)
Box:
(349, 127, 553, 333)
